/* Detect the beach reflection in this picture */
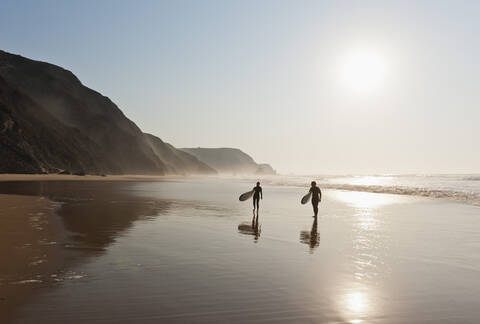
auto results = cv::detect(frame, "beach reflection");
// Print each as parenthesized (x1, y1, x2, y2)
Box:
(238, 212, 261, 242)
(0, 181, 172, 255)
(299, 216, 320, 252)
(332, 191, 388, 303)
(345, 291, 368, 313)
(0, 181, 174, 322)
(338, 287, 376, 324)
(331, 190, 400, 209)
(329, 191, 383, 322)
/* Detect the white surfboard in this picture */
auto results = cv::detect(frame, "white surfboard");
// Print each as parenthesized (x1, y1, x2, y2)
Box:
(239, 190, 254, 201)
(301, 192, 312, 205)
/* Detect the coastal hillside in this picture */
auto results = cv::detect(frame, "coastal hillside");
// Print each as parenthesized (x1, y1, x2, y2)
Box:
(0, 75, 113, 174)
(0, 50, 215, 175)
(144, 134, 215, 174)
(180, 147, 276, 175)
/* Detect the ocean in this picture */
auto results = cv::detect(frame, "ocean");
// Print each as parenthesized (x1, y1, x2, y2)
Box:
(252, 174, 480, 206)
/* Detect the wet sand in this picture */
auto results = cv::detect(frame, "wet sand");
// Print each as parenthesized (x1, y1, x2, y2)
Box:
(0, 194, 66, 322)
(1, 179, 480, 323)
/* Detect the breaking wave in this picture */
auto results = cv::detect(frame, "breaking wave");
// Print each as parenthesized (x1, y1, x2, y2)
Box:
(320, 183, 480, 206)
(462, 176, 480, 181)
(253, 174, 480, 206)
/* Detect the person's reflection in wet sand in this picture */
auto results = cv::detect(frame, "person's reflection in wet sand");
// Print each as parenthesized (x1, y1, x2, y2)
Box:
(300, 216, 320, 252)
(238, 212, 261, 242)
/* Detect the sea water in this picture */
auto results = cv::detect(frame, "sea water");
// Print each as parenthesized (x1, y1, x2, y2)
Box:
(252, 174, 480, 206)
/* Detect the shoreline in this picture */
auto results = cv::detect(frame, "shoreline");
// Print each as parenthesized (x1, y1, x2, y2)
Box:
(0, 174, 169, 182)
(1, 174, 479, 209)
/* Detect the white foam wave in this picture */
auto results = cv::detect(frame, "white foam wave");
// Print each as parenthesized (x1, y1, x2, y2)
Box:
(463, 176, 480, 181)
(321, 183, 480, 206)
(256, 175, 480, 206)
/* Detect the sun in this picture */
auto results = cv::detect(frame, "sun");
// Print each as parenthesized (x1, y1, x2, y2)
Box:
(341, 49, 387, 92)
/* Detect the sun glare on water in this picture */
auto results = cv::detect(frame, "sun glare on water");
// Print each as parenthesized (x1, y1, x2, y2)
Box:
(341, 49, 387, 93)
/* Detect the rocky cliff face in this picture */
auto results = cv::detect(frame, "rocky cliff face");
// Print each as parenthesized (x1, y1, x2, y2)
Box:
(180, 147, 276, 175)
(0, 75, 112, 174)
(0, 50, 215, 175)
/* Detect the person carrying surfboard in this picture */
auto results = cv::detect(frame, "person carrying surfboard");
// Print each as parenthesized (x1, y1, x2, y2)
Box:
(253, 182, 263, 214)
(309, 181, 322, 217)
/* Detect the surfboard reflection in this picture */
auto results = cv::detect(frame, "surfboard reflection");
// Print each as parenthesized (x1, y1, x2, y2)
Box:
(238, 212, 261, 242)
(300, 216, 320, 252)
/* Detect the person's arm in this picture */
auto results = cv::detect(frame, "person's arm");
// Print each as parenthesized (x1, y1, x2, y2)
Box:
(319, 189, 322, 202)
(260, 187, 263, 199)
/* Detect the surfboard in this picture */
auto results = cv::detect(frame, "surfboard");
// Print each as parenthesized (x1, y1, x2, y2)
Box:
(239, 190, 254, 201)
(301, 192, 312, 205)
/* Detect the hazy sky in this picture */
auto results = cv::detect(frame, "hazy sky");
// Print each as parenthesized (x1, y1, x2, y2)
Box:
(1, 0, 479, 174)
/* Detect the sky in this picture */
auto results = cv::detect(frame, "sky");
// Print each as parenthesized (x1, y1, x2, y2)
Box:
(1, 0, 479, 175)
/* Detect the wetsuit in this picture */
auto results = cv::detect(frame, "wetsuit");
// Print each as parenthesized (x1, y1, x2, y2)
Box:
(309, 186, 321, 216)
(253, 186, 262, 210)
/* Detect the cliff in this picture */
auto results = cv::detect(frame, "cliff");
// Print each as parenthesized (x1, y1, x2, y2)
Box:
(0, 50, 215, 175)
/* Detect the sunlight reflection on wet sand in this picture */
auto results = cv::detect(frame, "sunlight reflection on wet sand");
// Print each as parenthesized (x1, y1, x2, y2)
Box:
(330, 191, 392, 322)
(330, 190, 408, 209)
(336, 281, 381, 324)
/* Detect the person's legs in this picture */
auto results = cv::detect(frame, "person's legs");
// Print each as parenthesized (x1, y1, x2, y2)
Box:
(253, 197, 259, 212)
(312, 201, 318, 217)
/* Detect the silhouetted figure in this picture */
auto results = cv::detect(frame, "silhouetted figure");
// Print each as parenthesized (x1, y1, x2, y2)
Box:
(300, 216, 320, 252)
(252, 182, 262, 215)
(309, 181, 322, 217)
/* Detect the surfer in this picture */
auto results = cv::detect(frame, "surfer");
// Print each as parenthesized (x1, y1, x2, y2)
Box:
(253, 182, 263, 214)
(309, 181, 322, 217)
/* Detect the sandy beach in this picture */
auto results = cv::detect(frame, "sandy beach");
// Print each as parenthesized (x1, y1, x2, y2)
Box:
(1, 177, 479, 323)
(0, 194, 65, 322)
(0, 174, 167, 182)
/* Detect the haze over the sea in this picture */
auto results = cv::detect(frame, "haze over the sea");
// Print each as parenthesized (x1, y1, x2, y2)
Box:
(1, 0, 479, 174)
